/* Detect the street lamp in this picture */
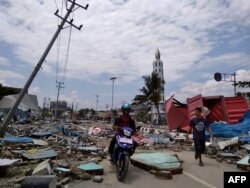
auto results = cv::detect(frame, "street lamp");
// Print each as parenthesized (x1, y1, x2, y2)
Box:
(110, 77, 117, 123)
(96, 95, 99, 112)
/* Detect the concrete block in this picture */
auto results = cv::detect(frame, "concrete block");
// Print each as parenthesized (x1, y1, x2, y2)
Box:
(216, 158, 223, 163)
(14, 177, 26, 184)
(77, 173, 92, 180)
(149, 170, 157, 175)
(21, 175, 57, 188)
(60, 177, 70, 185)
(93, 176, 103, 183)
(155, 171, 173, 180)
(207, 148, 217, 155)
(226, 159, 233, 164)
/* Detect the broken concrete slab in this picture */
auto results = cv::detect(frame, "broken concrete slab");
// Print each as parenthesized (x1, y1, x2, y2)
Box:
(32, 159, 52, 176)
(93, 176, 103, 183)
(33, 139, 48, 146)
(130, 152, 182, 174)
(0, 158, 20, 166)
(14, 177, 26, 184)
(21, 175, 57, 188)
(0, 159, 20, 177)
(77, 146, 102, 153)
(60, 177, 70, 185)
(77, 173, 92, 180)
(217, 153, 239, 159)
(217, 137, 239, 150)
(237, 155, 250, 171)
(78, 162, 103, 175)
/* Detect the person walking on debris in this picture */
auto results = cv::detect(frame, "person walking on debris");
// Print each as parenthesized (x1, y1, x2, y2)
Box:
(188, 107, 213, 166)
(107, 103, 137, 160)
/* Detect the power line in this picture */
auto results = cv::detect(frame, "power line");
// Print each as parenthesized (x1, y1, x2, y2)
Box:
(224, 63, 249, 74)
(63, 14, 74, 83)
(53, 0, 59, 9)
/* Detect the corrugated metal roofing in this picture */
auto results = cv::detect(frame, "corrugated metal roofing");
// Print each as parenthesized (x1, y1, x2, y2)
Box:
(0, 136, 34, 143)
(223, 96, 248, 124)
(22, 149, 57, 160)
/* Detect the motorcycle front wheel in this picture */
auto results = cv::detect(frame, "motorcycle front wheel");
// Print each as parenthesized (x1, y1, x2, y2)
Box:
(116, 155, 129, 181)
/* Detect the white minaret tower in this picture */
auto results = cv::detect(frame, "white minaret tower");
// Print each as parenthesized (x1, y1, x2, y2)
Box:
(153, 47, 164, 101)
(151, 47, 165, 125)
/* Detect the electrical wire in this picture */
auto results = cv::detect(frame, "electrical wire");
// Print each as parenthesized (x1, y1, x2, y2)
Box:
(62, 12, 74, 83)
(53, 0, 59, 9)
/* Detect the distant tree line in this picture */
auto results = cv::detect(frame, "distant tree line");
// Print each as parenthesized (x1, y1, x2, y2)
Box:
(0, 84, 22, 100)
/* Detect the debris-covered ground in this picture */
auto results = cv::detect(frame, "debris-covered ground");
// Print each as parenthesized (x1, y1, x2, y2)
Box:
(0, 119, 250, 187)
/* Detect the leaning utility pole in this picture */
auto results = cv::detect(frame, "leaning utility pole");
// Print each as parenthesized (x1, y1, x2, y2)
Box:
(0, 0, 89, 136)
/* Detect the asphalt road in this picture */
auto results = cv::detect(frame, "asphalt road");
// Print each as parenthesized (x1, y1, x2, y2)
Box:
(70, 150, 245, 188)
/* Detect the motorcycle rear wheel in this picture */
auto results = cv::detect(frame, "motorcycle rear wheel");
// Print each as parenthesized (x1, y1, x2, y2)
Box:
(116, 155, 129, 181)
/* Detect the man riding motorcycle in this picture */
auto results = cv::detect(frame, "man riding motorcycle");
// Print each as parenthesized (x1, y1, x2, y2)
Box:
(108, 103, 137, 160)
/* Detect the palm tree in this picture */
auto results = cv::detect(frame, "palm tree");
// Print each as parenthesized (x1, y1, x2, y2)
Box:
(235, 81, 250, 88)
(133, 72, 164, 124)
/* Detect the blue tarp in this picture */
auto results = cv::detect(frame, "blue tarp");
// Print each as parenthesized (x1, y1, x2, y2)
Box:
(239, 137, 250, 144)
(31, 131, 52, 138)
(0, 136, 34, 143)
(61, 127, 81, 137)
(206, 110, 250, 138)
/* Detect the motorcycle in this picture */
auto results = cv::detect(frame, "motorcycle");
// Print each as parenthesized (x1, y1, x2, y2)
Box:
(110, 127, 137, 181)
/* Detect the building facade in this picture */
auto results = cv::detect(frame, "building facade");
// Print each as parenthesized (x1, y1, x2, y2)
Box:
(50, 100, 67, 117)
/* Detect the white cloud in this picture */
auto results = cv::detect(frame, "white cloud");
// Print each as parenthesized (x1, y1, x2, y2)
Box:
(0, 70, 24, 80)
(0, 56, 10, 66)
(1, 0, 250, 107)
(29, 86, 41, 95)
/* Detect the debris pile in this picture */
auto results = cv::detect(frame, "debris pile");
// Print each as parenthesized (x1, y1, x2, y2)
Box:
(0, 120, 111, 187)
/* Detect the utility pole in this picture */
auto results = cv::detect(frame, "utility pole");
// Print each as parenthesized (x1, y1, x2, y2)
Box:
(96, 95, 99, 112)
(110, 77, 117, 123)
(55, 81, 64, 118)
(0, 0, 89, 136)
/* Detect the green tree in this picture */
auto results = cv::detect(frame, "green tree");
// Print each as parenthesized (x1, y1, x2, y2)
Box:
(133, 72, 164, 124)
(235, 81, 250, 88)
(135, 109, 150, 123)
(78, 108, 96, 119)
(236, 92, 250, 99)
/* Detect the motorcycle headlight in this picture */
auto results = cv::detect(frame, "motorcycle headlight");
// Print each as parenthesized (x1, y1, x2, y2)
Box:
(123, 129, 131, 136)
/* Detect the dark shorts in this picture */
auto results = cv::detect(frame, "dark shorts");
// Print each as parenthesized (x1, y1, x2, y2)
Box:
(194, 139, 206, 154)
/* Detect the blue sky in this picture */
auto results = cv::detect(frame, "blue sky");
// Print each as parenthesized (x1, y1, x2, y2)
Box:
(0, 0, 250, 110)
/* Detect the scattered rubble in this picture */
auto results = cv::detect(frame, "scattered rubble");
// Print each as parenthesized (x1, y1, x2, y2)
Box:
(0, 112, 250, 187)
